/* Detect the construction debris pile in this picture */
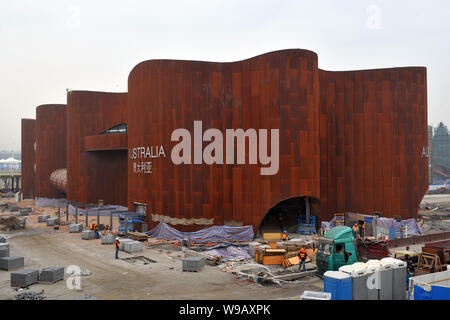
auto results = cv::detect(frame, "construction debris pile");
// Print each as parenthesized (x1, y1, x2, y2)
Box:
(14, 289, 46, 300)
(0, 216, 26, 231)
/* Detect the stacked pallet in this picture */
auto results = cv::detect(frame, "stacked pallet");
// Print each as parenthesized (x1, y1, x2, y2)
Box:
(123, 240, 143, 253)
(128, 232, 148, 242)
(11, 269, 39, 287)
(38, 215, 50, 223)
(182, 257, 205, 272)
(39, 266, 64, 283)
(101, 233, 115, 244)
(46, 218, 59, 226)
(69, 224, 83, 233)
(119, 239, 135, 251)
(81, 230, 95, 240)
(0, 256, 24, 271)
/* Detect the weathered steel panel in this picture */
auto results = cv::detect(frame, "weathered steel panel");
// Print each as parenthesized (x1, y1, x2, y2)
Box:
(21, 119, 36, 199)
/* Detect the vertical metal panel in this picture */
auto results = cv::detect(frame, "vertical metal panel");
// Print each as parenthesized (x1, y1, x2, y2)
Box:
(21, 119, 36, 199)
(66, 91, 127, 206)
(35, 105, 67, 199)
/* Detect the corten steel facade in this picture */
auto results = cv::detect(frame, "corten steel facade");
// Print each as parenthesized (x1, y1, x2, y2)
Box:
(127, 49, 428, 231)
(21, 49, 428, 232)
(21, 119, 36, 199)
(34, 104, 67, 199)
(66, 91, 128, 206)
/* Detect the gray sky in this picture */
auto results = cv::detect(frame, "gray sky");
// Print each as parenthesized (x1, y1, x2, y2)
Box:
(1, 0, 448, 151)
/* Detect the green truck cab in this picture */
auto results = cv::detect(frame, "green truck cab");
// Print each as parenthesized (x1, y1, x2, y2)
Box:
(316, 226, 358, 274)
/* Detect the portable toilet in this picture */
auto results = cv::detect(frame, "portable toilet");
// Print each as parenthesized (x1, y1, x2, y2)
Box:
(324, 271, 352, 300)
(339, 264, 369, 300)
(365, 260, 381, 300)
(381, 257, 407, 300)
(379, 259, 394, 300)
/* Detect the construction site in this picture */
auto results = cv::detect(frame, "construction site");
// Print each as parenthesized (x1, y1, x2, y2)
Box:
(0, 48, 448, 301)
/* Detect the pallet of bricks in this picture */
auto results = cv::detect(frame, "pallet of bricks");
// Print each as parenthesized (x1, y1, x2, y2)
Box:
(127, 232, 148, 242)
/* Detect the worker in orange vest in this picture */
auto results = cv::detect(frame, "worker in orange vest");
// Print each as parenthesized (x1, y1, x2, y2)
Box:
(114, 237, 120, 259)
(352, 223, 359, 238)
(282, 230, 288, 241)
(94, 224, 99, 239)
(298, 247, 307, 272)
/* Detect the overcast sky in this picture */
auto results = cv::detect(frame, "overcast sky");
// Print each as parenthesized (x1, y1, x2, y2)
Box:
(1, 0, 448, 151)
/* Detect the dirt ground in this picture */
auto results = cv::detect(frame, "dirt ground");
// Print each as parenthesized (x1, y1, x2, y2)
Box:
(0, 199, 323, 300)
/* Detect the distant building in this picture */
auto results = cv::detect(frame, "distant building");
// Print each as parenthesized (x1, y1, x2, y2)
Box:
(430, 122, 450, 182)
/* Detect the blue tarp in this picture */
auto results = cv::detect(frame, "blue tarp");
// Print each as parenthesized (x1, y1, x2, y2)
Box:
(414, 285, 450, 300)
(203, 246, 251, 261)
(146, 222, 254, 242)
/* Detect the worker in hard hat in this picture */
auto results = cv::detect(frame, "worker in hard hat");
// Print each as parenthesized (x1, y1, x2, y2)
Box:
(114, 237, 120, 259)
(400, 223, 406, 239)
(352, 223, 359, 238)
(282, 230, 288, 241)
(298, 247, 307, 272)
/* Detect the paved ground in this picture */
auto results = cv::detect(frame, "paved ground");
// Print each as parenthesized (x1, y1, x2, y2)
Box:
(0, 208, 323, 300)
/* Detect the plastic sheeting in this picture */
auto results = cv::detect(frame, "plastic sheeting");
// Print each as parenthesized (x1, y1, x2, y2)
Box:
(147, 222, 254, 242)
(321, 213, 423, 236)
(35, 197, 67, 208)
(203, 246, 251, 261)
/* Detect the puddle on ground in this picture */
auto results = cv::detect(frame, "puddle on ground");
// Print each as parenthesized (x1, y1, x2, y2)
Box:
(121, 256, 157, 265)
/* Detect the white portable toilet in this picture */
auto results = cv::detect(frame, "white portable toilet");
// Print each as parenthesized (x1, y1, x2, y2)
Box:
(379, 259, 394, 300)
(339, 264, 369, 300)
(381, 257, 407, 300)
(365, 260, 381, 300)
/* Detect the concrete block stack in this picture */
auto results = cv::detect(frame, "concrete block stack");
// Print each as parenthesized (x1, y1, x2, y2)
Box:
(38, 215, 50, 223)
(8, 206, 19, 212)
(101, 233, 115, 244)
(119, 239, 134, 251)
(123, 240, 143, 253)
(81, 230, 95, 240)
(19, 208, 32, 216)
(39, 266, 64, 283)
(182, 257, 205, 272)
(0, 256, 25, 271)
(11, 269, 39, 287)
(0, 236, 6, 243)
(0, 243, 10, 257)
(46, 218, 59, 226)
(69, 224, 83, 233)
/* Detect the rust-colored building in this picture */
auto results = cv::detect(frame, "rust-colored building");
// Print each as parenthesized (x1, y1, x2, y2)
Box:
(34, 104, 67, 199)
(21, 119, 36, 199)
(21, 49, 429, 233)
(66, 91, 128, 206)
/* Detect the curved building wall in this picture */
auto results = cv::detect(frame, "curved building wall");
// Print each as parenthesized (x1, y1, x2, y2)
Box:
(319, 67, 428, 219)
(21, 118, 36, 199)
(35, 104, 67, 199)
(66, 91, 127, 206)
(127, 49, 321, 231)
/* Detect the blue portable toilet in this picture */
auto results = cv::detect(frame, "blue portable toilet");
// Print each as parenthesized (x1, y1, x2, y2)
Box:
(324, 271, 353, 300)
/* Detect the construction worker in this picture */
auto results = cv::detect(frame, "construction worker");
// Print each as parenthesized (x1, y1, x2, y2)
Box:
(298, 247, 307, 272)
(282, 230, 288, 241)
(94, 224, 99, 239)
(89, 223, 95, 231)
(114, 237, 120, 259)
(352, 223, 359, 238)
(400, 223, 406, 239)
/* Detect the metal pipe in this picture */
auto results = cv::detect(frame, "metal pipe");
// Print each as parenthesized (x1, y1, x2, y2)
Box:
(86, 206, 89, 227)
(75, 204, 78, 224)
(97, 208, 100, 225)
(66, 201, 69, 222)
(110, 211, 113, 230)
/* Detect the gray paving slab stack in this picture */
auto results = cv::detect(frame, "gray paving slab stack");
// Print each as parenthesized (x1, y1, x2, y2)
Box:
(182, 257, 205, 272)
(69, 224, 83, 233)
(123, 240, 143, 253)
(101, 233, 115, 244)
(11, 269, 39, 287)
(119, 239, 134, 251)
(39, 266, 64, 283)
(0, 246, 9, 258)
(9, 206, 19, 212)
(46, 218, 59, 226)
(0, 236, 6, 243)
(0, 256, 24, 271)
(38, 215, 50, 222)
(81, 230, 95, 240)
(19, 209, 31, 216)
